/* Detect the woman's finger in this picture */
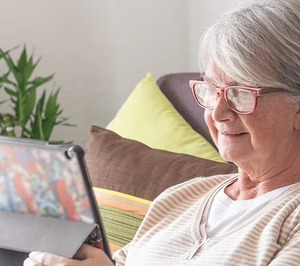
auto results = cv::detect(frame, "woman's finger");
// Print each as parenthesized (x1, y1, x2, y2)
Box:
(23, 257, 43, 266)
(75, 244, 114, 266)
(28, 251, 78, 266)
(26, 246, 113, 266)
(75, 244, 102, 260)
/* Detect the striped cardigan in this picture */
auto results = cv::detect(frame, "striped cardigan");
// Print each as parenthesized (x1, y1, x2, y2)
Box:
(114, 174, 300, 266)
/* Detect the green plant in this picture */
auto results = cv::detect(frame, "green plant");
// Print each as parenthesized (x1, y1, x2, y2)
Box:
(0, 46, 74, 143)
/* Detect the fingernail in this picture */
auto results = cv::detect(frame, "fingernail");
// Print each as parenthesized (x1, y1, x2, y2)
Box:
(29, 251, 44, 262)
(24, 258, 37, 266)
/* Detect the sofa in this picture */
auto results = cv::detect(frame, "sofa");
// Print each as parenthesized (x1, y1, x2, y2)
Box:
(157, 72, 215, 148)
(85, 72, 238, 252)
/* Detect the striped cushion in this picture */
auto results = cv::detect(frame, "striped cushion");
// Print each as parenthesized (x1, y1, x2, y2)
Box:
(93, 187, 151, 252)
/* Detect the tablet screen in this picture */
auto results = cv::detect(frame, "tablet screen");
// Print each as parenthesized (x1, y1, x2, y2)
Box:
(0, 142, 94, 223)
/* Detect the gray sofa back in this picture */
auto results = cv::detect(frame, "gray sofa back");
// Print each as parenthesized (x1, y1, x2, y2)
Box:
(157, 73, 216, 149)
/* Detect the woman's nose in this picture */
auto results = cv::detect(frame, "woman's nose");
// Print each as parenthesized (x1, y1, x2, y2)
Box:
(212, 94, 236, 122)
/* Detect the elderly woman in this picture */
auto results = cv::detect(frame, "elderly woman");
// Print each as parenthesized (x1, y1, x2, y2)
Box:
(24, 0, 300, 265)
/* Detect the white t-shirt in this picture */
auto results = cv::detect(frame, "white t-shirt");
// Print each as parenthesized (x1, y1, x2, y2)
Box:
(206, 184, 295, 238)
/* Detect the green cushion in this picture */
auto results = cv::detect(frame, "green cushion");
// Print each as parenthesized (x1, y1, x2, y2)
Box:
(99, 205, 144, 247)
(93, 187, 151, 252)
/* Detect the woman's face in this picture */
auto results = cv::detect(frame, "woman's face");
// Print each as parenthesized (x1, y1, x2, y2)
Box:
(204, 66, 300, 168)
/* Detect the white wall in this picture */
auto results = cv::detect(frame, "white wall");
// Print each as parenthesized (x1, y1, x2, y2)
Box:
(113, 0, 189, 106)
(0, 0, 251, 147)
(0, 0, 117, 146)
(188, 0, 253, 70)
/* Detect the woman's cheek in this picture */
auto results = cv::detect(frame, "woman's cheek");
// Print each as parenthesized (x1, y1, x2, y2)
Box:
(204, 110, 219, 146)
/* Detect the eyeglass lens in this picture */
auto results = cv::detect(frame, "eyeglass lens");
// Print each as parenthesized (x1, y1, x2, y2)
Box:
(194, 83, 256, 113)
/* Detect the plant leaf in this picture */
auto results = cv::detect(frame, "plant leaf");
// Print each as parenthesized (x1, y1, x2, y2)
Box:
(17, 46, 27, 74)
(29, 91, 46, 139)
(23, 55, 39, 84)
(19, 87, 36, 127)
(1, 51, 23, 90)
(49, 140, 71, 145)
(17, 47, 40, 89)
(22, 127, 32, 135)
(37, 90, 46, 114)
(29, 56, 41, 79)
(27, 74, 54, 91)
(36, 111, 45, 140)
(43, 89, 60, 140)
(4, 87, 17, 97)
(0, 71, 17, 87)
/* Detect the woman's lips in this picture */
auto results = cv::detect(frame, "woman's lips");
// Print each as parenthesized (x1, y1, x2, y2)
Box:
(220, 131, 248, 137)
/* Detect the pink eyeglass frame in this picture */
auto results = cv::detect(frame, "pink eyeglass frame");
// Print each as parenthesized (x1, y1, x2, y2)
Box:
(189, 76, 284, 114)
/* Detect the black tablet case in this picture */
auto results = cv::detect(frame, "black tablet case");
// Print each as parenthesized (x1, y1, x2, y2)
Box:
(0, 137, 112, 265)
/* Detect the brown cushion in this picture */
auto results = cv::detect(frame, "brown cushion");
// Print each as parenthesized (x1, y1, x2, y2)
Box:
(85, 125, 238, 201)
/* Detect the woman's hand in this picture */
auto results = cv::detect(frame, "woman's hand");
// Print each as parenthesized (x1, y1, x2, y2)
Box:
(23, 244, 114, 266)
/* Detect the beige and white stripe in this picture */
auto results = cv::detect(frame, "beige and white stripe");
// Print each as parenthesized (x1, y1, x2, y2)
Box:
(114, 174, 300, 265)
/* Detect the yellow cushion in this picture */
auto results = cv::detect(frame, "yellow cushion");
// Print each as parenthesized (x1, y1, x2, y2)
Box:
(107, 73, 225, 163)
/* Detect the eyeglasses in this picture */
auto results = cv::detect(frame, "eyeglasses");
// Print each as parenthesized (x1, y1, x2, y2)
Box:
(189, 75, 285, 114)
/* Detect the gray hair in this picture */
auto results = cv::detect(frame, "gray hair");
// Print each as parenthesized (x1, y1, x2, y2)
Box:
(199, 0, 300, 102)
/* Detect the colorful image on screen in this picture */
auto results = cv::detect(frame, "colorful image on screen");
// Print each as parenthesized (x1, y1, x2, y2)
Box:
(0, 143, 94, 223)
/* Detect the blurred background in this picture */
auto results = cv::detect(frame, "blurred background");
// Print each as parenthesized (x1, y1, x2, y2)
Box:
(0, 0, 252, 147)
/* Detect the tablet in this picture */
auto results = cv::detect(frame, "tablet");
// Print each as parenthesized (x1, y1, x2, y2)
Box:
(0, 136, 113, 264)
